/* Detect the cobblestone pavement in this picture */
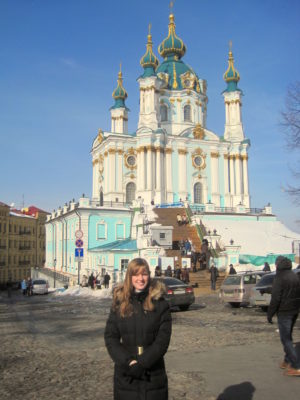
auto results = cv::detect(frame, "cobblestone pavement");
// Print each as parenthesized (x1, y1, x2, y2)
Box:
(0, 291, 299, 400)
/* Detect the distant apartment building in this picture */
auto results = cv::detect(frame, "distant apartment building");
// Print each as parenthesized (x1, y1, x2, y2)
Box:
(0, 202, 49, 283)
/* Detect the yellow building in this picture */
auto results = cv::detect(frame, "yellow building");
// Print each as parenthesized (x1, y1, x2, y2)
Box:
(0, 202, 49, 284)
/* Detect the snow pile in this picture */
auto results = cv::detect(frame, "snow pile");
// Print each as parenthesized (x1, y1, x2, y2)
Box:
(202, 217, 300, 256)
(53, 286, 112, 299)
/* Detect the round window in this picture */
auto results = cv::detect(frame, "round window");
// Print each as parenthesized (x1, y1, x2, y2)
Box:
(194, 156, 203, 167)
(127, 155, 136, 166)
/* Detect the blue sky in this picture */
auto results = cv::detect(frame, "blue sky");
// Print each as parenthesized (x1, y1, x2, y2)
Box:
(0, 0, 299, 233)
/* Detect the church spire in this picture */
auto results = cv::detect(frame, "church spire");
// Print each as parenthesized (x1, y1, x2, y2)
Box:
(223, 41, 241, 92)
(140, 24, 159, 77)
(158, 8, 186, 60)
(111, 64, 128, 109)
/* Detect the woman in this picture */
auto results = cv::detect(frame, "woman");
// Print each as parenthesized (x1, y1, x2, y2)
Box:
(104, 258, 172, 400)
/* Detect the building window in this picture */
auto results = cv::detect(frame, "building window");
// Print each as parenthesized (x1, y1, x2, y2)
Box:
(97, 223, 107, 240)
(194, 182, 203, 204)
(126, 182, 136, 204)
(184, 104, 192, 122)
(160, 104, 168, 122)
(121, 259, 129, 272)
(159, 232, 166, 239)
(116, 223, 125, 240)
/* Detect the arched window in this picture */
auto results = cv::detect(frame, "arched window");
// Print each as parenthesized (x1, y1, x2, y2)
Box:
(126, 182, 136, 204)
(184, 104, 192, 122)
(160, 105, 168, 122)
(194, 182, 203, 204)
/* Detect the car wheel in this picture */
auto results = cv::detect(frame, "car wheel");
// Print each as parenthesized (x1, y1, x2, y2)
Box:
(179, 305, 190, 311)
(229, 302, 241, 308)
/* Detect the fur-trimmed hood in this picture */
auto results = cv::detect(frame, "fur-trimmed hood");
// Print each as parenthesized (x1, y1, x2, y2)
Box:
(147, 278, 166, 301)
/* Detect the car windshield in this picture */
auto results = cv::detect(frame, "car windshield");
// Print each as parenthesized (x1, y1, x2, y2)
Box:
(223, 276, 242, 285)
(256, 274, 275, 287)
(33, 280, 46, 285)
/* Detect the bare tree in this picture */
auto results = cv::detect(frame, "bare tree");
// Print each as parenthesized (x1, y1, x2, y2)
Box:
(281, 81, 300, 204)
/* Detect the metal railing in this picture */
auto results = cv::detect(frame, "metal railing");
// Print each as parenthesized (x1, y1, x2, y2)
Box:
(88, 200, 131, 209)
(190, 205, 265, 215)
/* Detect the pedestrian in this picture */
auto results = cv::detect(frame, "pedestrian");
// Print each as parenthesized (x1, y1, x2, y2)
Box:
(263, 262, 271, 272)
(181, 267, 190, 284)
(6, 277, 12, 298)
(93, 274, 97, 290)
(182, 215, 187, 225)
(267, 256, 300, 376)
(200, 239, 211, 270)
(154, 265, 162, 277)
(184, 239, 191, 255)
(174, 264, 181, 280)
(165, 265, 172, 277)
(229, 264, 237, 275)
(21, 278, 27, 295)
(104, 257, 172, 400)
(27, 277, 33, 296)
(104, 272, 111, 289)
(210, 264, 218, 291)
(88, 273, 94, 288)
(176, 214, 182, 226)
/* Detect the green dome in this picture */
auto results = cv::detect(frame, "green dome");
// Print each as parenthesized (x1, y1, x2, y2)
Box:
(112, 68, 128, 109)
(140, 27, 159, 78)
(158, 14, 186, 59)
(223, 47, 241, 92)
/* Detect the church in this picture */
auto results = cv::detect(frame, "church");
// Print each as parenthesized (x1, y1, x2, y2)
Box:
(45, 11, 299, 283)
(92, 12, 250, 208)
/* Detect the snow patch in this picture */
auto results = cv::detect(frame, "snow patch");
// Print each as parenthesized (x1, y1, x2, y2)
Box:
(53, 286, 112, 299)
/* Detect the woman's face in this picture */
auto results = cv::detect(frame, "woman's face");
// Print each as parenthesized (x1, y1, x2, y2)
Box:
(131, 268, 149, 291)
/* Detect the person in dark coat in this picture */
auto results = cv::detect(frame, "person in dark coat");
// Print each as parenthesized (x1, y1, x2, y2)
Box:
(181, 267, 190, 284)
(210, 264, 218, 291)
(104, 272, 111, 288)
(174, 265, 181, 280)
(229, 264, 237, 275)
(104, 258, 172, 400)
(164, 265, 172, 277)
(262, 262, 271, 272)
(267, 256, 300, 376)
(154, 265, 162, 277)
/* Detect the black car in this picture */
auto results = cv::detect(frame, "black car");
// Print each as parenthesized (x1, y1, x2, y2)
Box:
(153, 276, 195, 311)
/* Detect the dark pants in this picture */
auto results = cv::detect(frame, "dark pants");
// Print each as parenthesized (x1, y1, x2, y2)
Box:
(277, 314, 299, 368)
(211, 280, 216, 290)
(104, 283, 109, 288)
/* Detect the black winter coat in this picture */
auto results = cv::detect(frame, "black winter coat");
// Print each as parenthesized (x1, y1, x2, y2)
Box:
(104, 283, 172, 400)
(268, 260, 300, 320)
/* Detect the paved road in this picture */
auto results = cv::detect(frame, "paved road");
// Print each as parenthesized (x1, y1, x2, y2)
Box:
(0, 290, 299, 400)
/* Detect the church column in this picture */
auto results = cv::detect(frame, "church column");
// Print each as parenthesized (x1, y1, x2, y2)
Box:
(104, 152, 108, 194)
(146, 146, 153, 190)
(92, 159, 98, 198)
(140, 148, 145, 190)
(156, 147, 162, 192)
(229, 155, 235, 195)
(117, 150, 123, 194)
(242, 154, 249, 195)
(178, 149, 187, 198)
(165, 148, 172, 201)
(211, 152, 220, 204)
(235, 154, 241, 195)
(108, 149, 116, 194)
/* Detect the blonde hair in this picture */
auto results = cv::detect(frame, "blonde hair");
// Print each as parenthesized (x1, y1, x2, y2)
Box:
(112, 258, 155, 317)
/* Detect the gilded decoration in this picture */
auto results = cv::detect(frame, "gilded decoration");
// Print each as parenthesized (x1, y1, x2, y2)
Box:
(192, 148, 206, 170)
(170, 98, 175, 104)
(177, 98, 182, 102)
(130, 174, 135, 179)
(180, 71, 195, 90)
(97, 129, 104, 144)
(178, 148, 188, 155)
(108, 148, 117, 154)
(211, 152, 220, 158)
(124, 147, 137, 170)
(165, 148, 173, 154)
(92, 159, 98, 166)
(193, 124, 205, 140)
(117, 149, 124, 155)
(157, 72, 169, 86)
(241, 154, 248, 161)
(104, 151, 108, 157)
(172, 63, 178, 89)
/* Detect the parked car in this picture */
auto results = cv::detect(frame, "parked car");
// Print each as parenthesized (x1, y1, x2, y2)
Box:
(32, 279, 49, 295)
(219, 271, 266, 307)
(153, 276, 195, 311)
(251, 268, 300, 310)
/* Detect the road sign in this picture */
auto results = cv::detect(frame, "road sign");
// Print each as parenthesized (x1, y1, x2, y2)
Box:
(75, 239, 83, 248)
(75, 229, 83, 239)
(75, 248, 84, 258)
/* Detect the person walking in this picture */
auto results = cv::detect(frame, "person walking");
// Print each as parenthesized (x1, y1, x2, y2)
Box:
(267, 256, 300, 376)
(184, 239, 191, 255)
(176, 214, 182, 226)
(210, 264, 218, 291)
(104, 257, 172, 400)
(6, 278, 12, 298)
(263, 262, 271, 272)
(21, 279, 27, 295)
(165, 265, 172, 277)
(174, 264, 181, 280)
(181, 267, 190, 284)
(154, 265, 162, 277)
(104, 272, 111, 289)
(26, 277, 33, 296)
(229, 264, 237, 275)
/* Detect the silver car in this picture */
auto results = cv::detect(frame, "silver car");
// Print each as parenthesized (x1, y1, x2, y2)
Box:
(32, 279, 49, 295)
(219, 272, 265, 307)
